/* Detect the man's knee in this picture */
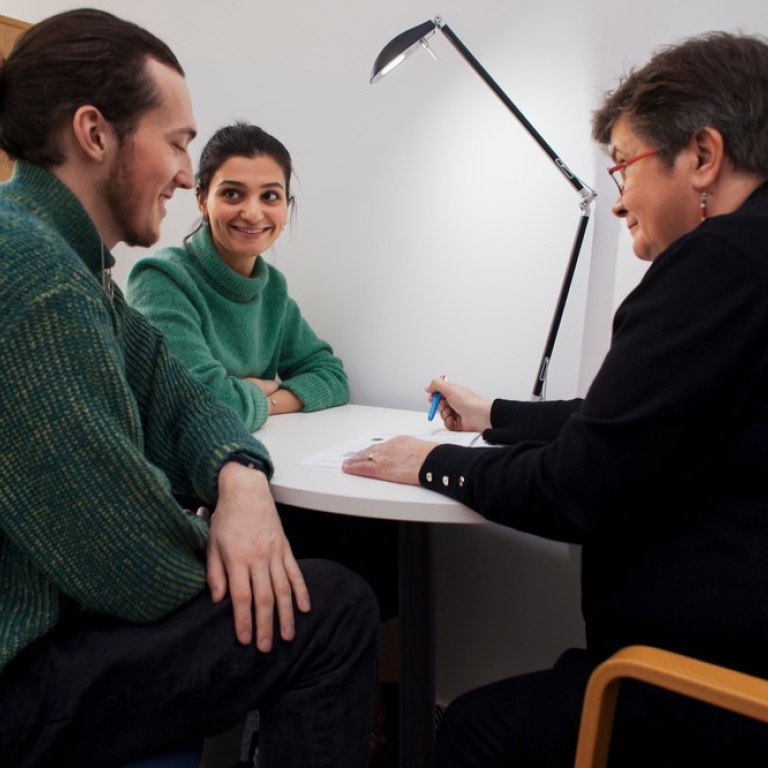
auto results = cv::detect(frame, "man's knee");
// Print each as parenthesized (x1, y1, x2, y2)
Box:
(298, 558, 380, 634)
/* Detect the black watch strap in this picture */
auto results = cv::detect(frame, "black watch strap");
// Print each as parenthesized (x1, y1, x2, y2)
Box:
(223, 451, 269, 475)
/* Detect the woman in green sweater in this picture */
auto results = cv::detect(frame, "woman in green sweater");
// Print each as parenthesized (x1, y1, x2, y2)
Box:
(126, 122, 348, 432)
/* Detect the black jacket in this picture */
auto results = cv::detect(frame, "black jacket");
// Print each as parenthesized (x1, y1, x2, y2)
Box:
(420, 182, 768, 674)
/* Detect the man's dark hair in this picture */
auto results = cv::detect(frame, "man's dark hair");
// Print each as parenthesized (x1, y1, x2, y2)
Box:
(0, 8, 184, 167)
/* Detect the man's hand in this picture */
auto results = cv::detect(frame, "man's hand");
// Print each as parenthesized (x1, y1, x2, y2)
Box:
(207, 462, 310, 652)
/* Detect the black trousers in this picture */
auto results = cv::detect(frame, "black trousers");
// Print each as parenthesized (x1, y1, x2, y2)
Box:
(0, 559, 379, 768)
(435, 647, 768, 767)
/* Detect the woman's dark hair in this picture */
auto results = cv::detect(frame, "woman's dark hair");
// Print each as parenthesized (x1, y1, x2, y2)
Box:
(196, 122, 294, 202)
(0, 8, 184, 167)
(592, 31, 768, 173)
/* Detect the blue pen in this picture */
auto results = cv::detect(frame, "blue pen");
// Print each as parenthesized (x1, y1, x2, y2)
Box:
(427, 374, 446, 421)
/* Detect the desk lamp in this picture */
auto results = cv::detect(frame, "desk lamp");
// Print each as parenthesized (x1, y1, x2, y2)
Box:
(371, 16, 597, 400)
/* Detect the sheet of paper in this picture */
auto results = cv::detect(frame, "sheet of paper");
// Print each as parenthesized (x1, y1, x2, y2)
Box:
(295, 429, 488, 468)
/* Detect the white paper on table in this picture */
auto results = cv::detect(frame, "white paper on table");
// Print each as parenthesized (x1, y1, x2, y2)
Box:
(295, 429, 489, 468)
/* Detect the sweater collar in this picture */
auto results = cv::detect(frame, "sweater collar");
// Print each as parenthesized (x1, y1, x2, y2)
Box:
(6, 161, 115, 277)
(186, 225, 269, 302)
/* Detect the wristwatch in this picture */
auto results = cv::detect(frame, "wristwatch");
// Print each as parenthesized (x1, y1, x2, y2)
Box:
(222, 451, 269, 476)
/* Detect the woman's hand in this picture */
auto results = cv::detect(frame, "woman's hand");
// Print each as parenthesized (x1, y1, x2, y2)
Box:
(244, 378, 302, 415)
(245, 377, 279, 396)
(342, 435, 436, 485)
(426, 378, 493, 432)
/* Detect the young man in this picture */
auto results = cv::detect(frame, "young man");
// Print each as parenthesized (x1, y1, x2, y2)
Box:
(0, 9, 378, 767)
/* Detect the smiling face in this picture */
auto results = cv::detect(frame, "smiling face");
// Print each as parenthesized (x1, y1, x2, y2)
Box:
(105, 58, 196, 248)
(610, 116, 702, 262)
(198, 154, 289, 276)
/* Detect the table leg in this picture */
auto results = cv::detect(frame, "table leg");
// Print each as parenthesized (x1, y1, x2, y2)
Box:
(398, 521, 435, 768)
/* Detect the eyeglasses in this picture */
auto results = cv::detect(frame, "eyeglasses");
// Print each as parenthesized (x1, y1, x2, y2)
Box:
(607, 148, 658, 194)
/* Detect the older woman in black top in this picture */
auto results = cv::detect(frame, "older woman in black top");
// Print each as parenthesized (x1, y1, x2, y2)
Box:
(344, 31, 768, 768)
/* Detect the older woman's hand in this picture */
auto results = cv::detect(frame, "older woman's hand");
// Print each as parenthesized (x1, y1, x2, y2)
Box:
(342, 435, 437, 485)
(426, 378, 493, 433)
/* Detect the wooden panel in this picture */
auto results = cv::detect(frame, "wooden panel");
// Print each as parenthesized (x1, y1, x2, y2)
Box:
(0, 15, 32, 182)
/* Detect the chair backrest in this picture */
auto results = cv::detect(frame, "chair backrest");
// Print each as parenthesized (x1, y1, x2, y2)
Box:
(573, 645, 768, 768)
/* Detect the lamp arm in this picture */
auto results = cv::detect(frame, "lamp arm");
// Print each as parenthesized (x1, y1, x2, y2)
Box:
(531, 203, 593, 400)
(438, 20, 595, 203)
(435, 18, 596, 399)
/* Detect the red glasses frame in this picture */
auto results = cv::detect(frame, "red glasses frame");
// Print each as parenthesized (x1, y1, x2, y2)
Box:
(607, 148, 658, 193)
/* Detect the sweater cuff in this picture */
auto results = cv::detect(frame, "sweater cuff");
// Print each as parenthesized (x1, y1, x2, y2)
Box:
(485, 398, 581, 444)
(418, 444, 472, 501)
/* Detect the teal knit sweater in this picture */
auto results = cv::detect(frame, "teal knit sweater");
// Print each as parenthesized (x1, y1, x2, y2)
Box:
(0, 163, 271, 674)
(126, 226, 349, 431)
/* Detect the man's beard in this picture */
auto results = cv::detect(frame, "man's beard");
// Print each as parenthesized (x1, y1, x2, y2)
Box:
(104, 137, 157, 249)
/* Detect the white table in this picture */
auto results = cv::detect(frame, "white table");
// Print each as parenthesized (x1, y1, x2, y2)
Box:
(258, 404, 485, 768)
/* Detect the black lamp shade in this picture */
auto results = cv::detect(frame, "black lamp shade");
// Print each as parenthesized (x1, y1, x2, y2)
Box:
(370, 19, 438, 83)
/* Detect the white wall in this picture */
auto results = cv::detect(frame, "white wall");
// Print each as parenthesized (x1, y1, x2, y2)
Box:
(8, 0, 767, 705)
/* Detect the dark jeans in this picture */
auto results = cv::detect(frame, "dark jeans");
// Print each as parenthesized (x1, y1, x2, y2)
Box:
(435, 647, 768, 768)
(0, 559, 379, 768)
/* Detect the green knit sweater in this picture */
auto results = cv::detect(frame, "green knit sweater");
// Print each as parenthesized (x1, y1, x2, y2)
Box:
(126, 226, 349, 431)
(0, 162, 271, 674)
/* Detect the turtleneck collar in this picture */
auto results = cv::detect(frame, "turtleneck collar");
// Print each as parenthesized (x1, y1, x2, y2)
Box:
(7, 161, 115, 277)
(185, 225, 270, 303)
